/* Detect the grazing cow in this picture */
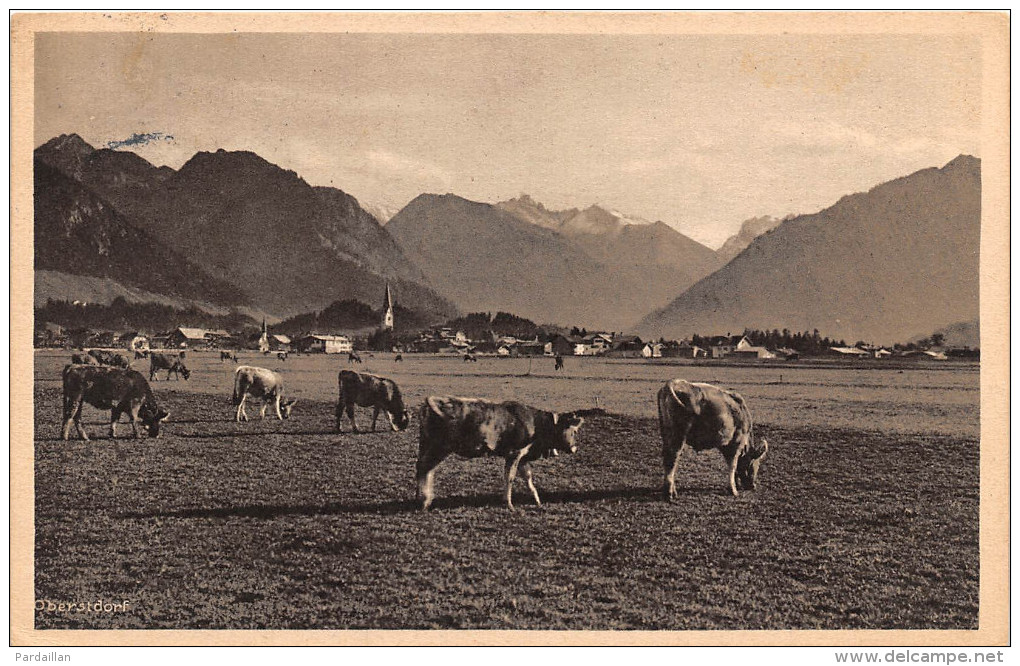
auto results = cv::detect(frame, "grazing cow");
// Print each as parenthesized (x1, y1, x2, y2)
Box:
(554, 354, 565, 371)
(220, 351, 238, 362)
(149, 352, 191, 381)
(394, 354, 403, 362)
(88, 349, 131, 368)
(134, 350, 150, 360)
(336, 370, 410, 433)
(348, 351, 362, 364)
(277, 351, 288, 361)
(657, 379, 768, 499)
(232, 365, 296, 422)
(62, 365, 169, 440)
(71, 352, 99, 366)
(416, 396, 586, 510)
(463, 354, 478, 363)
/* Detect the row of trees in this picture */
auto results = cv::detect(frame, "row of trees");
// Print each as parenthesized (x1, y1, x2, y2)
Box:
(35, 297, 257, 334)
(690, 329, 849, 356)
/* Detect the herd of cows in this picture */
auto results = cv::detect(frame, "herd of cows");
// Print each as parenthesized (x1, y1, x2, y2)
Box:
(58, 350, 769, 509)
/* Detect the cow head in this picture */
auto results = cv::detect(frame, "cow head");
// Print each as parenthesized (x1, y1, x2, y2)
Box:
(177, 364, 191, 380)
(390, 408, 411, 431)
(142, 408, 171, 437)
(281, 398, 297, 419)
(736, 438, 768, 490)
(553, 412, 586, 454)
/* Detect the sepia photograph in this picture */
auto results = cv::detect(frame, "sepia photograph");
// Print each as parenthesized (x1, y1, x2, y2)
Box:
(10, 11, 1010, 647)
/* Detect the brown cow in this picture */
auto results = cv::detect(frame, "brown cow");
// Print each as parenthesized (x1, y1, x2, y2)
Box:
(62, 365, 169, 440)
(336, 370, 410, 433)
(657, 379, 768, 499)
(417, 396, 585, 510)
(149, 352, 190, 381)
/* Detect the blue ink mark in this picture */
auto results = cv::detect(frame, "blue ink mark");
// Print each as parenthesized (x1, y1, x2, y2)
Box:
(106, 132, 175, 150)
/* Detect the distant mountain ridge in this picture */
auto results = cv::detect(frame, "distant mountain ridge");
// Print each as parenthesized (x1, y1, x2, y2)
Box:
(716, 215, 787, 263)
(34, 134, 456, 322)
(387, 193, 723, 329)
(637, 155, 981, 344)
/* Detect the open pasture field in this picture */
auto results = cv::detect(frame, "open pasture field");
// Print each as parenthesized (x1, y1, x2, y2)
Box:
(33, 350, 979, 630)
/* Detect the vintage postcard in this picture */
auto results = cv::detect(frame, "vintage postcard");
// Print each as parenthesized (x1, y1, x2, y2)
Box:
(10, 11, 1009, 647)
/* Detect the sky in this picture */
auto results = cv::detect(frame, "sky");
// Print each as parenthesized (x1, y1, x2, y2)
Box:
(35, 32, 981, 248)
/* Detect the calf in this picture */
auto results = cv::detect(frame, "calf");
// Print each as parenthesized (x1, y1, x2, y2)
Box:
(348, 352, 362, 364)
(233, 365, 296, 422)
(220, 351, 238, 362)
(417, 396, 585, 510)
(394, 354, 403, 363)
(277, 351, 288, 361)
(657, 379, 768, 499)
(62, 365, 169, 440)
(336, 370, 410, 433)
(149, 352, 190, 381)
(463, 354, 478, 363)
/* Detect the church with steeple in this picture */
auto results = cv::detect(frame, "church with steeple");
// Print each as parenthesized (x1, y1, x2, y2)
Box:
(382, 283, 394, 330)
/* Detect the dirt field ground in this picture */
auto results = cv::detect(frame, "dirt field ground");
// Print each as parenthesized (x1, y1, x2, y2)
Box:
(33, 350, 979, 629)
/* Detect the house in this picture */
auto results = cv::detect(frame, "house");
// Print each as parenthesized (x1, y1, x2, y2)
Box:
(496, 345, 512, 357)
(667, 340, 707, 359)
(514, 341, 546, 357)
(641, 343, 664, 358)
(546, 334, 577, 357)
(774, 347, 800, 360)
(167, 327, 209, 349)
(118, 331, 150, 352)
(830, 346, 871, 357)
(269, 334, 292, 352)
(606, 335, 645, 358)
(709, 335, 751, 358)
(728, 346, 776, 359)
(296, 334, 353, 354)
(590, 333, 614, 352)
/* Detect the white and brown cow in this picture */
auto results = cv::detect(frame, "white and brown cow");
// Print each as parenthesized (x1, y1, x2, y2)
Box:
(416, 396, 585, 511)
(657, 379, 768, 499)
(232, 365, 296, 422)
(62, 364, 169, 440)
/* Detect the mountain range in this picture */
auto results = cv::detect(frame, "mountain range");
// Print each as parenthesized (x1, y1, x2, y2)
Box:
(638, 155, 981, 344)
(34, 134, 981, 343)
(34, 135, 456, 322)
(387, 194, 722, 330)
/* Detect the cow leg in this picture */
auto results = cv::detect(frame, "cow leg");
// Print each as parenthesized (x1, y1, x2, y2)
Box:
(415, 453, 447, 511)
(73, 402, 89, 441)
(62, 398, 83, 441)
(347, 404, 359, 433)
(235, 395, 248, 422)
(725, 451, 740, 497)
(150, 368, 157, 381)
(521, 463, 542, 507)
(128, 404, 143, 439)
(109, 408, 120, 439)
(274, 395, 284, 420)
(260, 402, 269, 420)
(663, 443, 684, 501)
(504, 449, 530, 511)
(371, 406, 380, 432)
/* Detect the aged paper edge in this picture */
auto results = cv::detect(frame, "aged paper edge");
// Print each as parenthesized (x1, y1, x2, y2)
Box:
(9, 10, 1010, 647)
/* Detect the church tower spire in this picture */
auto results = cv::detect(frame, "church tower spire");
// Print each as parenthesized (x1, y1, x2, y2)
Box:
(382, 283, 394, 330)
